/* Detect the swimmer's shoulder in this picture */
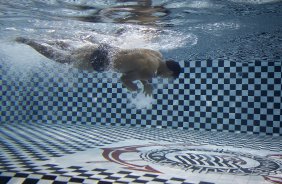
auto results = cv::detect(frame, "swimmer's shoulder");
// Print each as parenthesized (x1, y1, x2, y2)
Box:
(116, 48, 162, 59)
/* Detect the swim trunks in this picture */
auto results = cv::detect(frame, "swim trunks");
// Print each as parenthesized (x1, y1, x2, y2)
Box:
(90, 44, 112, 72)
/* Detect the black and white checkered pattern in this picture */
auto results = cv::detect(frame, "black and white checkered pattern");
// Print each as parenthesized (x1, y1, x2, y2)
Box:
(0, 122, 281, 184)
(181, 59, 282, 135)
(0, 171, 199, 184)
(1, 55, 281, 136)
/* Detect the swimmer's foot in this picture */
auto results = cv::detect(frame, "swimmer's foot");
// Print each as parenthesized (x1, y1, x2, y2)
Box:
(15, 37, 30, 44)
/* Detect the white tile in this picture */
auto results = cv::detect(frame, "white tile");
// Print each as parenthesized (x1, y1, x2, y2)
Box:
(37, 180, 53, 184)
(7, 178, 26, 184)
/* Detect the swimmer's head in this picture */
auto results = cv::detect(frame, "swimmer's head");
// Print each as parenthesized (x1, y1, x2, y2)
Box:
(166, 59, 182, 79)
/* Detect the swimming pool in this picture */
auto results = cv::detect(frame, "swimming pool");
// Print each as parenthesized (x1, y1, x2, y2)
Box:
(0, 0, 282, 183)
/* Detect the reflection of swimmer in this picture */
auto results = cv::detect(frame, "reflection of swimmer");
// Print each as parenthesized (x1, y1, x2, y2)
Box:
(102, 0, 168, 25)
(76, 0, 169, 26)
(15, 37, 182, 96)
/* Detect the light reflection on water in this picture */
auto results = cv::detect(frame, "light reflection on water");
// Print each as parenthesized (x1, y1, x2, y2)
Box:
(74, 0, 169, 25)
(0, 0, 281, 59)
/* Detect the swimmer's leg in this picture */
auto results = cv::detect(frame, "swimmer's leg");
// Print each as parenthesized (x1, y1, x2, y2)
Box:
(15, 37, 70, 63)
(45, 40, 72, 50)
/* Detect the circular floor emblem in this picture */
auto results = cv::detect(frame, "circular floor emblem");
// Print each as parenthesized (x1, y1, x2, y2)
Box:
(141, 148, 282, 175)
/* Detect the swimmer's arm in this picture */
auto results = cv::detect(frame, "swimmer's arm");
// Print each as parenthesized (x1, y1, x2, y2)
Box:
(141, 80, 153, 96)
(120, 73, 139, 92)
(119, 71, 154, 96)
(139, 67, 156, 96)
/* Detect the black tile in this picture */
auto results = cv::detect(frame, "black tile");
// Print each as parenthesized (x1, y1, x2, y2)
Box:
(0, 176, 11, 184)
(69, 178, 84, 183)
(15, 173, 29, 178)
(42, 175, 57, 180)
(22, 178, 39, 184)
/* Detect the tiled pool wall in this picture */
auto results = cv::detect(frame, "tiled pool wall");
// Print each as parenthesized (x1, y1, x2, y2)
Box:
(1, 58, 282, 136)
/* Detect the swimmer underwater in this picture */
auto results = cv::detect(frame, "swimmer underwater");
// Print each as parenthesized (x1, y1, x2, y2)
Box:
(15, 37, 182, 96)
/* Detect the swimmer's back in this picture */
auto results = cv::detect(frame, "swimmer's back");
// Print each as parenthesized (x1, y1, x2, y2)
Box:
(112, 48, 162, 74)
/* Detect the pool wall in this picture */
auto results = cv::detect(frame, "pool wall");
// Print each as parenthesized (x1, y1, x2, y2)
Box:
(1, 58, 281, 136)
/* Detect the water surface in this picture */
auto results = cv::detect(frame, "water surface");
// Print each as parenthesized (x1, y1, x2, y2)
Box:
(0, 0, 281, 62)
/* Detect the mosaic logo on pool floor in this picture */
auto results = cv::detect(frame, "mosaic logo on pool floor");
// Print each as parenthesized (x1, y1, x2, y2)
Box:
(140, 147, 282, 176)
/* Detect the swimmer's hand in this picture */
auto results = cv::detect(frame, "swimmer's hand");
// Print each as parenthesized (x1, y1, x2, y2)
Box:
(143, 83, 153, 96)
(121, 80, 139, 92)
(127, 84, 138, 91)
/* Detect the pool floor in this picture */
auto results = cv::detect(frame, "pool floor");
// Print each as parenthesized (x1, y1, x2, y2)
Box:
(0, 123, 281, 184)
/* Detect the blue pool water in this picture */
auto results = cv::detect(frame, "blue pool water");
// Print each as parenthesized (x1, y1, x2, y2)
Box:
(0, 0, 281, 60)
(0, 1, 282, 184)
(1, 0, 281, 109)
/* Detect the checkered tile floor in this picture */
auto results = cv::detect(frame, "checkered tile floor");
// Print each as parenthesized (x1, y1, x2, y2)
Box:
(0, 122, 281, 184)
